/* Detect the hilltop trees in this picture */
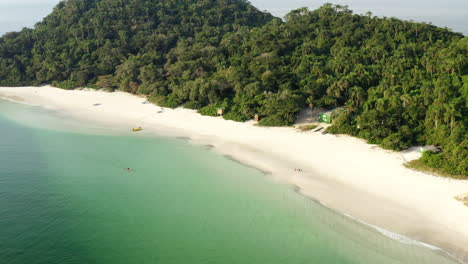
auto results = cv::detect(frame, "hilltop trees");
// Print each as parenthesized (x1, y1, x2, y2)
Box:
(0, 0, 274, 88)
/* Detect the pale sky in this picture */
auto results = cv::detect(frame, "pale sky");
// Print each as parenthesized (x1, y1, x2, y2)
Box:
(0, 0, 467, 35)
(252, 0, 468, 34)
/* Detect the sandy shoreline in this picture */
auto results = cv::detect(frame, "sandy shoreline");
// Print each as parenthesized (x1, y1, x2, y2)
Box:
(1, 86, 467, 262)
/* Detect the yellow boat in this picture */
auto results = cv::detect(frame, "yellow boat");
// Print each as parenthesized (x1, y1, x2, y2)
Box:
(132, 127, 143, 132)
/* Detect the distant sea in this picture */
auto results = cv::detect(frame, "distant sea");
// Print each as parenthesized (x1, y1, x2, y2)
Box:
(0, 0, 467, 35)
(0, 99, 462, 263)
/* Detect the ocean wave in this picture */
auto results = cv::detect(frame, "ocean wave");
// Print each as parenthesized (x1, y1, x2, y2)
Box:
(342, 212, 466, 264)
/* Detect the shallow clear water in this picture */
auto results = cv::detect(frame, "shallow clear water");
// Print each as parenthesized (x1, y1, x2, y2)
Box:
(0, 99, 461, 264)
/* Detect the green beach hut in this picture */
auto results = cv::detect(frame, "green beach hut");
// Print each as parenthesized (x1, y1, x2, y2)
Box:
(317, 108, 342, 124)
(318, 112, 332, 124)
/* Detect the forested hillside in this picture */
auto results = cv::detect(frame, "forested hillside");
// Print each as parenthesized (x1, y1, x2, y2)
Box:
(0, 1, 466, 176)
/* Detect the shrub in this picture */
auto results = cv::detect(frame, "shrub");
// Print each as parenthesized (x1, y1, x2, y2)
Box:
(96, 75, 116, 91)
(149, 94, 181, 108)
(136, 83, 156, 95)
(53, 80, 79, 90)
(223, 111, 249, 122)
(420, 152, 444, 169)
(197, 105, 218, 116)
(381, 133, 411, 151)
(184, 101, 202, 110)
(258, 114, 291, 126)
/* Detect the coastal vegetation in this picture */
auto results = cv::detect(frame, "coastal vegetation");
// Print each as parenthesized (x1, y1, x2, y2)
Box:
(0, 0, 466, 176)
(405, 158, 466, 180)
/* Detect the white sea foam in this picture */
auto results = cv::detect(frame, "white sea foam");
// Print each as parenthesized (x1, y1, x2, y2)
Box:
(341, 212, 466, 264)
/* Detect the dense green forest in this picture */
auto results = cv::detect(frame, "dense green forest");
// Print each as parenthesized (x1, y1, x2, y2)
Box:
(0, 0, 466, 176)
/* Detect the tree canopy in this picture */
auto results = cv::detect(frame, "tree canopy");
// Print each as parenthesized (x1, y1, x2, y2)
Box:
(0, 1, 466, 176)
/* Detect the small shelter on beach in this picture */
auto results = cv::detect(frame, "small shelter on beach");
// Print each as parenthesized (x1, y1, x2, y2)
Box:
(318, 110, 334, 124)
(319, 112, 332, 124)
(419, 145, 442, 154)
(217, 108, 225, 116)
(317, 108, 342, 124)
(254, 114, 260, 122)
(295, 107, 340, 125)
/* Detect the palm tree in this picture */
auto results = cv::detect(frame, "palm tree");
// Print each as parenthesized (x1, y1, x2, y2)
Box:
(400, 94, 411, 108)
(444, 101, 461, 135)
(349, 86, 366, 107)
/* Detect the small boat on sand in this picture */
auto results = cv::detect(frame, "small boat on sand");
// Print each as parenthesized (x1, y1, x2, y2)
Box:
(132, 127, 143, 132)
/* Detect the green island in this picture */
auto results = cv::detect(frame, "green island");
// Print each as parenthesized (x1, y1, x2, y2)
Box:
(0, 0, 466, 177)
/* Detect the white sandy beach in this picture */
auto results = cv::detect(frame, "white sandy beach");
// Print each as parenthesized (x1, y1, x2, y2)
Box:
(1, 86, 467, 262)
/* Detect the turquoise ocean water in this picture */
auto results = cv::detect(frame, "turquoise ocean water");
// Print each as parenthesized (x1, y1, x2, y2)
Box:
(0, 99, 461, 264)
